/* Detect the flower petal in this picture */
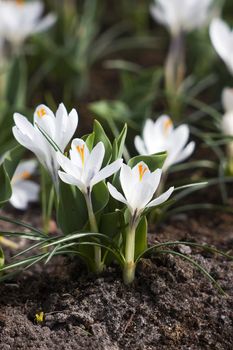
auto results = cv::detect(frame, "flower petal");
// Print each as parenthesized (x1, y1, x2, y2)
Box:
(10, 181, 39, 210)
(209, 18, 233, 73)
(58, 171, 85, 193)
(91, 159, 123, 189)
(107, 182, 128, 206)
(147, 186, 174, 208)
(85, 142, 105, 184)
(222, 88, 233, 112)
(56, 152, 80, 178)
(174, 141, 195, 164)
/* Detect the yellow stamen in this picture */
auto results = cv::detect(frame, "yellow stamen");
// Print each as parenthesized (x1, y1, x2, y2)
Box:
(138, 163, 147, 181)
(35, 312, 45, 324)
(76, 144, 85, 166)
(12, 170, 31, 185)
(163, 118, 173, 134)
(37, 107, 47, 119)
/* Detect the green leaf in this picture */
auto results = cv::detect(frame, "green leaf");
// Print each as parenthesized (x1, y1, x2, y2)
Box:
(92, 181, 109, 214)
(128, 152, 167, 171)
(90, 100, 131, 122)
(99, 211, 122, 237)
(0, 246, 4, 268)
(112, 123, 127, 161)
(83, 132, 95, 151)
(5, 56, 27, 108)
(135, 216, 147, 259)
(0, 163, 12, 206)
(57, 182, 88, 235)
(93, 120, 112, 165)
(3, 145, 25, 179)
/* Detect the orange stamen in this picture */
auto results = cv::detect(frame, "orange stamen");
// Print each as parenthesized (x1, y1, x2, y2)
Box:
(138, 163, 147, 181)
(76, 144, 85, 166)
(20, 171, 31, 180)
(37, 107, 47, 118)
(163, 118, 173, 134)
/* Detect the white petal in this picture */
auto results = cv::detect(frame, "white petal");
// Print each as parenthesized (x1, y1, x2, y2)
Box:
(56, 152, 80, 178)
(222, 111, 233, 136)
(12, 159, 38, 184)
(134, 135, 148, 155)
(147, 186, 174, 208)
(85, 142, 105, 184)
(174, 141, 195, 164)
(209, 18, 233, 73)
(58, 171, 85, 192)
(222, 88, 233, 112)
(165, 124, 190, 168)
(70, 138, 90, 168)
(91, 159, 123, 189)
(120, 163, 135, 203)
(10, 181, 39, 210)
(129, 181, 155, 213)
(107, 182, 128, 206)
(34, 104, 56, 140)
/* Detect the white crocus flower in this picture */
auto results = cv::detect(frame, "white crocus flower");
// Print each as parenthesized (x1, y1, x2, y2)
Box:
(57, 139, 123, 195)
(134, 115, 195, 171)
(10, 159, 39, 210)
(0, 0, 56, 47)
(150, 0, 214, 36)
(12, 103, 78, 186)
(107, 162, 174, 218)
(210, 18, 233, 75)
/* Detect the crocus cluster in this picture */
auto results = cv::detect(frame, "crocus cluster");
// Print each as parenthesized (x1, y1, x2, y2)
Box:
(12, 103, 197, 283)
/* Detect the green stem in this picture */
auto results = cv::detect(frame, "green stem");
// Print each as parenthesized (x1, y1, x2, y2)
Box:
(84, 190, 104, 274)
(123, 220, 137, 284)
(41, 166, 55, 234)
(165, 32, 185, 119)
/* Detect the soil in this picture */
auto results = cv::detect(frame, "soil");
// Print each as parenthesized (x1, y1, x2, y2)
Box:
(0, 209, 232, 350)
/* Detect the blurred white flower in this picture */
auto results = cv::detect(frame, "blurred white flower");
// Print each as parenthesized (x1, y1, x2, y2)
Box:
(210, 18, 233, 75)
(0, 0, 56, 46)
(108, 162, 174, 218)
(57, 139, 123, 195)
(12, 103, 78, 186)
(134, 115, 195, 171)
(10, 159, 39, 210)
(221, 88, 233, 136)
(150, 0, 214, 36)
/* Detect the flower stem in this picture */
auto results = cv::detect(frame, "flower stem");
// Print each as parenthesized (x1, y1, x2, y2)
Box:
(84, 191, 104, 274)
(123, 221, 137, 285)
(165, 31, 185, 119)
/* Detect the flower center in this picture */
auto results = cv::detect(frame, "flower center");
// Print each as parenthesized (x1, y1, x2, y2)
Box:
(138, 163, 147, 181)
(163, 118, 173, 135)
(20, 170, 31, 180)
(12, 170, 31, 184)
(37, 107, 47, 118)
(76, 144, 85, 166)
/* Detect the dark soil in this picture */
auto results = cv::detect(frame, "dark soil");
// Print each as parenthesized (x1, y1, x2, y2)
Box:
(0, 210, 232, 350)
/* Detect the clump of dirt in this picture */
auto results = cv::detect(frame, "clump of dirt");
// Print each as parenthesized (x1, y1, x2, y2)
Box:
(0, 212, 232, 350)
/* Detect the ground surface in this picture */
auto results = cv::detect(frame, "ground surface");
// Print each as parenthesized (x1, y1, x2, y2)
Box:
(0, 210, 232, 350)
